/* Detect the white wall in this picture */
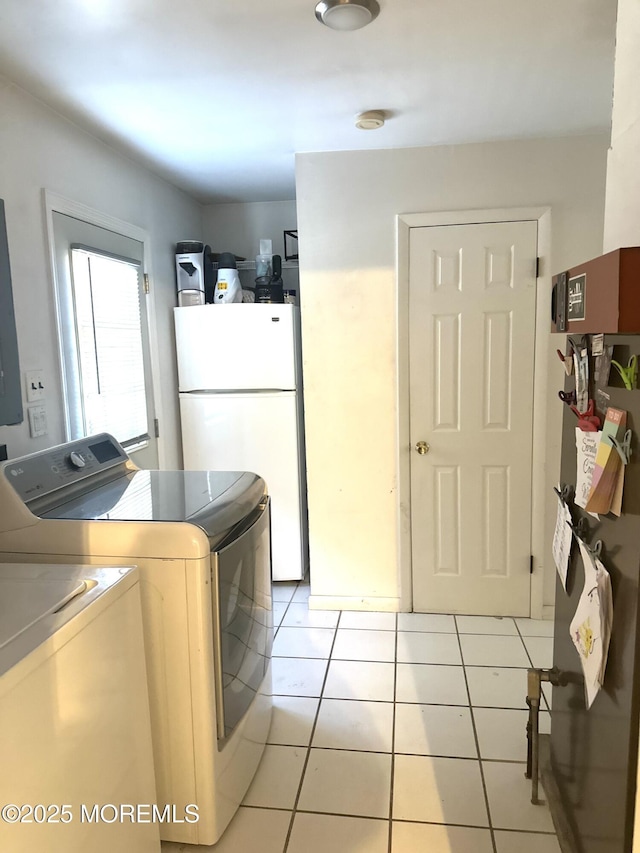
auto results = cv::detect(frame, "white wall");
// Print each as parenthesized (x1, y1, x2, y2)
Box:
(603, 0, 640, 251)
(296, 136, 608, 610)
(202, 200, 297, 261)
(202, 199, 300, 296)
(0, 78, 203, 466)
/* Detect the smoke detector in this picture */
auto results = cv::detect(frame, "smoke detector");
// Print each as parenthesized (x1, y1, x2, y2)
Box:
(315, 0, 380, 31)
(355, 110, 385, 130)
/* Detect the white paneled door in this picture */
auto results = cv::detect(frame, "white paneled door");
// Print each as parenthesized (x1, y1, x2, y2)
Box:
(409, 221, 537, 616)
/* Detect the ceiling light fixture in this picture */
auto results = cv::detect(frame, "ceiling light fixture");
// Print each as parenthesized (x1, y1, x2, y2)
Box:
(315, 0, 380, 31)
(355, 110, 385, 130)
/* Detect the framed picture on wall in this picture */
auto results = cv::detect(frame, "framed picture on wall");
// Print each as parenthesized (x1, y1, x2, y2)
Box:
(284, 230, 298, 261)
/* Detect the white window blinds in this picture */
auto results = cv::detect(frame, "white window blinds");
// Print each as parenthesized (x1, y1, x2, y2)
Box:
(70, 247, 149, 447)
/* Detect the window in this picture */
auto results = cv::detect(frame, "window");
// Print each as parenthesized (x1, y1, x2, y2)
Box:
(50, 207, 159, 469)
(69, 247, 148, 447)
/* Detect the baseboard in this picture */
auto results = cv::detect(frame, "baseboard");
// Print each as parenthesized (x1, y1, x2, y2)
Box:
(308, 595, 401, 613)
(542, 605, 555, 621)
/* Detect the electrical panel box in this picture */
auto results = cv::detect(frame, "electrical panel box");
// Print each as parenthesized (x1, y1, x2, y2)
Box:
(0, 199, 23, 426)
(551, 247, 640, 334)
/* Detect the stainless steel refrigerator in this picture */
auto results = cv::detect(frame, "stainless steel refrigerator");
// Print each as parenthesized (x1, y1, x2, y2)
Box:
(549, 332, 640, 852)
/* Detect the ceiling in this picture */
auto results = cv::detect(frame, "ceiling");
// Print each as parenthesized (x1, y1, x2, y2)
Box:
(0, 0, 618, 204)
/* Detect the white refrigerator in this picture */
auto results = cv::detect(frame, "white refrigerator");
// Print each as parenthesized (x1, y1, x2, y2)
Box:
(174, 303, 308, 581)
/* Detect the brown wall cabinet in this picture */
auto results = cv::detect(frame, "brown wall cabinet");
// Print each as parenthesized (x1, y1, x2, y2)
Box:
(551, 247, 640, 334)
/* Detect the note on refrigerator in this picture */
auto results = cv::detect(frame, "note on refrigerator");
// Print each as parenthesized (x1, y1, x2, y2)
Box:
(575, 428, 602, 511)
(569, 540, 613, 709)
(585, 408, 627, 515)
(552, 492, 573, 591)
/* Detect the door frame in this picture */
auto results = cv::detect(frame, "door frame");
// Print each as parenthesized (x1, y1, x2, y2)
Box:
(396, 207, 551, 619)
(43, 190, 167, 468)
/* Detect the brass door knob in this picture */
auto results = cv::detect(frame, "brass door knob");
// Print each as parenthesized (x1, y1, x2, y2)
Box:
(415, 441, 430, 455)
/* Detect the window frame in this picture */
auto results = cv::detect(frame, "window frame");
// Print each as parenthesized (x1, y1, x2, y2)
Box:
(44, 191, 165, 467)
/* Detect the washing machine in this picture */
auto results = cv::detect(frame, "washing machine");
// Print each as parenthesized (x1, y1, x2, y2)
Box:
(0, 434, 273, 847)
(0, 563, 160, 853)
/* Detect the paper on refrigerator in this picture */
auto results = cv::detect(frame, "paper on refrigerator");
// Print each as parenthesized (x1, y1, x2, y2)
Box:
(585, 408, 627, 515)
(552, 492, 573, 590)
(569, 540, 613, 709)
(575, 428, 601, 511)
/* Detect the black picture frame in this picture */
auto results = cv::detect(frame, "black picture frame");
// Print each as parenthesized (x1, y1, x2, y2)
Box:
(284, 230, 298, 261)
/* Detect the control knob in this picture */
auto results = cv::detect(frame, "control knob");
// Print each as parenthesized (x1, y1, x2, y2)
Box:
(68, 451, 86, 469)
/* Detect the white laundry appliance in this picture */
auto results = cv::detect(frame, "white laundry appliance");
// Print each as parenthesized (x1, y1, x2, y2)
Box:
(0, 435, 273, 846)
(175, 303, 308, 581)
(0, 563, 160, 853)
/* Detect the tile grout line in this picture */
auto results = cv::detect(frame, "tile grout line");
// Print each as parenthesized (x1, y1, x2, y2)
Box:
(270, 689, 548, 712)
(273, 656, 535, 668)
(273, 590, 297, 638)
(277, 625, 550, 636)
(514, 620, 553, 708)
(264, 741, 539, 763)
(513, 620, 534, 665)
(454, 614, 498, 853)
(387, 612, 399, 853)
(240, 802, 559, 836)
(280, 605, 342, 853)
(292, 808, 557, 834)
(513, 621, 554, 716)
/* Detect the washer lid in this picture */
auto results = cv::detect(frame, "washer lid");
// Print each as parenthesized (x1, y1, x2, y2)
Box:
(40, 469, 267, 547)
(0, 565, 139, 681)
(0, 577, 87, 650)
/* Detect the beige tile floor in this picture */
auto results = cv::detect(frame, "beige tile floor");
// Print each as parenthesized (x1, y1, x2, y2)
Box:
(162, 577, 559, 853)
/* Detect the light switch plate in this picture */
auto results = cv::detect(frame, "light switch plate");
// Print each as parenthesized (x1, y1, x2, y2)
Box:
(28, 405, 47, 438)
(26, 370, 45, 402)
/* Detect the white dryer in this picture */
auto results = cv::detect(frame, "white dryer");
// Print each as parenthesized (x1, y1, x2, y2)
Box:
(0, 435, 273, 846)
(0, 563, 160, 853)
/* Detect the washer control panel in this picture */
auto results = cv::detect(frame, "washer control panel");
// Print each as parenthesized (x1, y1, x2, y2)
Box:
(3, 434, 129, 504)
